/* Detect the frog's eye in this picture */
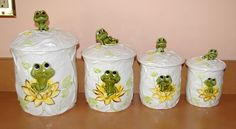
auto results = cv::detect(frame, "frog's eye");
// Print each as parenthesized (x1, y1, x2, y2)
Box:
(208, 78, 211, 80)
(34, 64, 40, 70)
(210, 49, 215, 52)
(105, 70, 110, 74)
(112, 71, 117, 75)
(160, 75, 164, 79)
(44, 63, 50, 69)
(166, 75, 170, 78)
(212, 79, 216, 81)
(42, 11, 46, 15)
(35, 12, 39, 16)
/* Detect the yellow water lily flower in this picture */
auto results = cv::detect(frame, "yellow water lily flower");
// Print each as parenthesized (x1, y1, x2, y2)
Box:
(198, 85, 219, 101)
(151, 85, 176, 103)
(93, 83, 125, 105)
(22, 80, 60, 107)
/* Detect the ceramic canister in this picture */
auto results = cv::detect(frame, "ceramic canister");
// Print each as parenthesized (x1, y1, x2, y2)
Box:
(138, 38, 184, 109)
(186, 49, 226, 107)
(82, 28, 135, 112)
(11, 28, 78, 116)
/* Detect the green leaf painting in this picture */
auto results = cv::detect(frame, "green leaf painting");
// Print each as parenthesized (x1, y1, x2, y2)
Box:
(61, 89, 69, 98)
(23, 40, 33, 45)
(151, 72, 158, 77)
(144, 96, 152, 104)
(61, 75, 73, 98)
(19, 97, 28, 110)
(22, 62, 31, 70)
(88, 97, 98, 107)
(62, 75, 73, 88)
(94, 68, 102, 74)
(126, 77, 132, 88)
(192, 97, 200, 105)
(104, 51, 113, 56)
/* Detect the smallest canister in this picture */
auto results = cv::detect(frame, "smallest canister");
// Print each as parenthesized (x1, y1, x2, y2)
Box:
(186, 49, 226, 107)
(138, 38, 184, 109)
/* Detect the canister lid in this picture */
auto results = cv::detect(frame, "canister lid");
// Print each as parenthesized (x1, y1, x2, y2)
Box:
(82, 44, 135, 61)
(186, 49, 226, 71)
(82, 28, 135, 61)
(138, 50, 184, 67)
(138, 37, 184, 67)
(11, 10, 78, 52)
(11, 28, 78, 52)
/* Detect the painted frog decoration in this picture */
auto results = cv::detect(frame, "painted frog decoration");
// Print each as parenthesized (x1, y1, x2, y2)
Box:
(202, 49, 218, 60)
(204, 78, 217, 93)
(156, 75, 173, 92)
(156, 37, 167, 53)
(31, 62, 55, 93)
(101, 70, 121, 96)
(96, 28, 119, 45)
(33, 10, 49, 31)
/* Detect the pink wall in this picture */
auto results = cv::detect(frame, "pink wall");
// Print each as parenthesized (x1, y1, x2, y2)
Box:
(1, 0, 236, 59)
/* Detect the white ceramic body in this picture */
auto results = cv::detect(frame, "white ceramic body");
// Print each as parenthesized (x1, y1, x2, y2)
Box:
(186, 68, 224, 107)
(139, 64, 182, 109)
(11, 47, 78, 116)
(84, 58, 134, 112)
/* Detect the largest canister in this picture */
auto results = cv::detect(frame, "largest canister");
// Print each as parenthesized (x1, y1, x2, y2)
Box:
(82, 28, 135, 112)
(10, 11, 78, 116)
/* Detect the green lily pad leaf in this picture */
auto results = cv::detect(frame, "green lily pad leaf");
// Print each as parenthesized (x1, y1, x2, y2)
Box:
(22, 62, 31, 70)
(19, 97, 28, 110)
(151, 72, 158, 77)
(144, 96, 152, 104)
(23, 40, 33, 45)
(62, 75, 73, 88)
(192, 97, 200, 105)
(126, 89, 131, 96)
(88, 97, 97, 107)
(104, 51, 113, 56)
(61, 89, 69, 98)
(94, 68, 102, 74)
(126, 77, 132, 88)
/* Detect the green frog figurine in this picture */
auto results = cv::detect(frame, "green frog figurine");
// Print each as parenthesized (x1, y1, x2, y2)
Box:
(31, 62, 55, 93)
(202, 49, 218, 60)
(101, 70, 121, 96)
(156, 37, 167, 53)
(33, 10, 49, 31)
(96, 28, 119, 45)
(204, 78, 217, 93)
(156, 75, 172, 92)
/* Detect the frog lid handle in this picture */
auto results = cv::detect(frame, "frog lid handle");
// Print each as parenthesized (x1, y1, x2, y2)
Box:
(96, 28, 119, 45)
(202, 49, 218, 60)
(156, 37, 167, 53)
(33, 10, 49, 31)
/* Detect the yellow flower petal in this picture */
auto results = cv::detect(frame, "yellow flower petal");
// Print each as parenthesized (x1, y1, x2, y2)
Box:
(44, 98, 55, 105)
(97, 85, 105, 94)
(24, 80, 31, 88)
(50, 82, 59, 91)
(113, 96, 121, 102)
(22, 86, 34, 96)
(96, 96, 106, 101)
(104, 98, 112, 105)
(24, 95, 35, 102)
(36, 94, 43, 99)
(51, 90, 60, 98)
(34, 99, 43, 107)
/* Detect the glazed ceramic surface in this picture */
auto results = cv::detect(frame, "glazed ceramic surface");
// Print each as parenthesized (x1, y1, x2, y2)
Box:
(138, 50, 184, 109)
(186, 56, 226, 107)
(11, 29, 78, 116)
(82, 44, 135, 112)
